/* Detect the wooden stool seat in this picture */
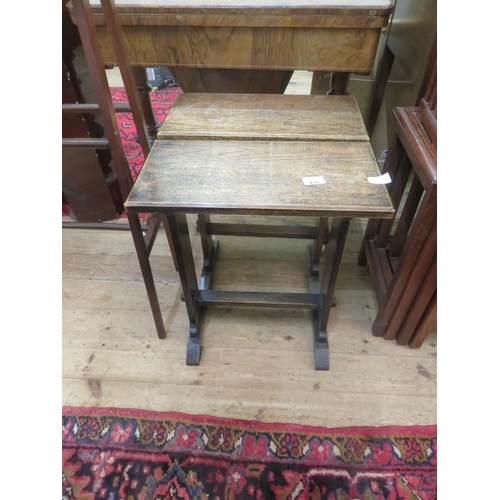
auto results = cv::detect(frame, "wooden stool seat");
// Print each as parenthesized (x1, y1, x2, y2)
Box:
(157, 93, 371, 277)
(128, 140, 390, 217)
(158, 94, 368, 142)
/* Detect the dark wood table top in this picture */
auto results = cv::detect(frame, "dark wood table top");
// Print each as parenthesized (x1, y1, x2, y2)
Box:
(125, 140, 395, 218)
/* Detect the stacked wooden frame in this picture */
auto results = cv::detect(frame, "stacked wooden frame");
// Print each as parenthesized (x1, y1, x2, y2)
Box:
(359, 60, 437, 348)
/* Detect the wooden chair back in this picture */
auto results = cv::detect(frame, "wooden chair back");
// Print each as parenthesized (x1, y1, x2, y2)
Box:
(417, 56, 437, 147)
(62, 0, 150, 214)
(359, 100, 437, 346)
(63, 0, 178, 269)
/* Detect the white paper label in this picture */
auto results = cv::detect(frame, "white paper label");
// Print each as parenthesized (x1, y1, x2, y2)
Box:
(367, 172, 392, 184)
(302, 176, 326, 186)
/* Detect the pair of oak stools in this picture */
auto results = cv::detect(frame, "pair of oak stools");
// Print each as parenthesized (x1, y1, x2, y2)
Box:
(125, 93, 396, 370)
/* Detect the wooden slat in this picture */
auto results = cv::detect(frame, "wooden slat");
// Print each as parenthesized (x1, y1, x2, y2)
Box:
(357, 134, 401, 265)
(143, 213, 162, 257)
(71, 0, 134, 199)
(375, 247, 393, 290)
(394, 107, 437, 191)
(409, 292, 437, 349)
(389, 256, 399, 274)
(374, 150, 412, 249)
(422, 56, 437, 112)
(62, 103, 131, 113)
(206, 223, 317, 239)
(62, 58, 121, 223)
(100, 0, 152, 157)
(397, 254, 437, 346)
(62, 138, 109, 148)
(418, 99, 437, 147)
(363, 239, 387, 306)
(62, 222, 144, 231)
(196, 290, 322, 308)
(381, 218, 437, 340)
(388, 173, 424, 258)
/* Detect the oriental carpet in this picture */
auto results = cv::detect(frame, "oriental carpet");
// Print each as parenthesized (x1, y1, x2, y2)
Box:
(62, 406, 437, 500)
(109, 86, 183, 182)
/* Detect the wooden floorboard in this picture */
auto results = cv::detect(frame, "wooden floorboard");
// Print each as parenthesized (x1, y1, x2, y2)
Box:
(62, 215, 437, 427)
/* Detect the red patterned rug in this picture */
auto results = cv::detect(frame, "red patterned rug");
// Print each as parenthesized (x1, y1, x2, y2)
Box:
(62, 406, 437, 500)
(110, 86, 183, 182)
(62, 86, 183, 217)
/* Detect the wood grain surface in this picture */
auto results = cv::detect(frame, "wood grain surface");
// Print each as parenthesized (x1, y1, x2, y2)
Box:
(158, 94, 369, 141)
(125, 140, 394, 218)
(95, 26, 382, 71)
(70, 0, 393, 71)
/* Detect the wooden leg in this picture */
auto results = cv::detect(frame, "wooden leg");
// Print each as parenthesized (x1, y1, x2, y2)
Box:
(131, 66, 161, 141)
(382, 221, 436, 340)
(409, 292, 437, 348)
(327, 72, 350, 95)
(371, 212, 437, 339)
(197, 214, 215, 272)
(388, 174, 425, 258)
(358, 135, 404, 265)
(396, 254, 437, 345)
(200, 240, 219, 293)
(366, 44, 395, 138)
(168, 68, 294, 94)
(313, 218, 350, 370)
(127, 211, 166, 339)
(310, 71, 332, 95)
(374, 153, 413, 250)
(167, 213, 204, 365)
(310, 217, 328, 277)
(160, 215, 179, 272)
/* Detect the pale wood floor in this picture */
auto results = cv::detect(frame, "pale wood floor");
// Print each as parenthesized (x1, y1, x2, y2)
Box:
(63, 71, 436, 427)
(62, 215, 437, 428)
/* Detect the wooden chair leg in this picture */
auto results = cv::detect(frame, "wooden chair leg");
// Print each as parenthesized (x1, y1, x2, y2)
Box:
(131, 66, 161, 141)
(409, 292, 437, 348)
(327, 72, 350, 95)
(127, 211, 167, 339)
(310, 217, 328, 277)
(197, 214, 215, 272)
(383, 221, 437, 341)
(166, 214, 204, 366)
(366, 44, 395, 138)
(358, 135, 406, 265)
(396, 254, 437, 345)
(313, 218, 350, 370)
(161, 215, 179, 272)
(371, 187, 436, 338)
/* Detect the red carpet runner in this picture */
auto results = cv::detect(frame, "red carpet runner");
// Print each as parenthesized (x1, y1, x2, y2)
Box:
(62, 406, 437, 499)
